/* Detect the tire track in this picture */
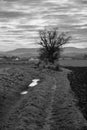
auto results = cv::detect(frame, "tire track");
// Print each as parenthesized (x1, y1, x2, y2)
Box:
(42, 70, 87, 130)
(42, 78, 57, 130)
(50, 71, 87, 130)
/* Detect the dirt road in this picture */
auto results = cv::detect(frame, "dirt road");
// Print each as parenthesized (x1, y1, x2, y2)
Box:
(3, 69, 87, 130)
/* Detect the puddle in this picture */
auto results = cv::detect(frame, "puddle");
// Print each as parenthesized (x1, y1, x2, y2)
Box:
(29, 79, 40, 87)
(21, 79, 40, 95)
(20, 91, 28, 95)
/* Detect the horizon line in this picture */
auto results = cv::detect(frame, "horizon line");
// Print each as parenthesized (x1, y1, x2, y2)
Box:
(0, 46, 87, 52)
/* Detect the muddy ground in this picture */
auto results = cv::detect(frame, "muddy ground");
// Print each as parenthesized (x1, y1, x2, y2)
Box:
(0, 65, 87, 130)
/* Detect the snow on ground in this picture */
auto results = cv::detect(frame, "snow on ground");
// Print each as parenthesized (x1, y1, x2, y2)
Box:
(20, 91, 28, 95)
(29, 79, 40, 87)
(20, 79, 40, 95)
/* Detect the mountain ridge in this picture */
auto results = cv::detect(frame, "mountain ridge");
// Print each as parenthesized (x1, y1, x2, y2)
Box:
(0, 47, 87, 58)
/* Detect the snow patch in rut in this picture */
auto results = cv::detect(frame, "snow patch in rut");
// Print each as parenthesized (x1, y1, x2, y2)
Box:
(20, 79, 40, 95)
(29, 79, 40, 87)
(20, 91, 28, 95)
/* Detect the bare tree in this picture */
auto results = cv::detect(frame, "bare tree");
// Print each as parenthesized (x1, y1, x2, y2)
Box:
(38, 27, 71, 67)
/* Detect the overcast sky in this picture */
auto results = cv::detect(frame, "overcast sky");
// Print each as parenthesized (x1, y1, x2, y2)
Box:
(0, 0, 87, 51)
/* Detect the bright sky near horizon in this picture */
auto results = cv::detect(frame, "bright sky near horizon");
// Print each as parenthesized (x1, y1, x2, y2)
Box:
(0, 0, 87, 51)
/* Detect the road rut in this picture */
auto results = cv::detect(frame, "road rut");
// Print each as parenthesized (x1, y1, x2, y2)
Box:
(3, 69, 87, 130)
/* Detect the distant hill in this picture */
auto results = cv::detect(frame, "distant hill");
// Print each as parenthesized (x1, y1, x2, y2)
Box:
(62, 47, 87, 58)
(63, 47, 87, 54)
(4, 48, 39, 58)
(0, 47, 87, 58)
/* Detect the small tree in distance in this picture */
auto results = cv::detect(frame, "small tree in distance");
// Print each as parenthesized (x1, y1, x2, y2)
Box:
(38, 27, 71, 70)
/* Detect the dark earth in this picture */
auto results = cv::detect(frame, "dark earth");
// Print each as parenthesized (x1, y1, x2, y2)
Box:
(0, 64, 87, 130)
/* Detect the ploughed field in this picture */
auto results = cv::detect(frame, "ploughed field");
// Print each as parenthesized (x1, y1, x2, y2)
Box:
(67, 67, 87, 121)
(60, 59, 87, 67)
(0, 64, 87, 130)
(0, 64, 44, 129)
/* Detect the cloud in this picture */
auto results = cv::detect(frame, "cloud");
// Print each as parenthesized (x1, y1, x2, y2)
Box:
(0, 0, 87, 51)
